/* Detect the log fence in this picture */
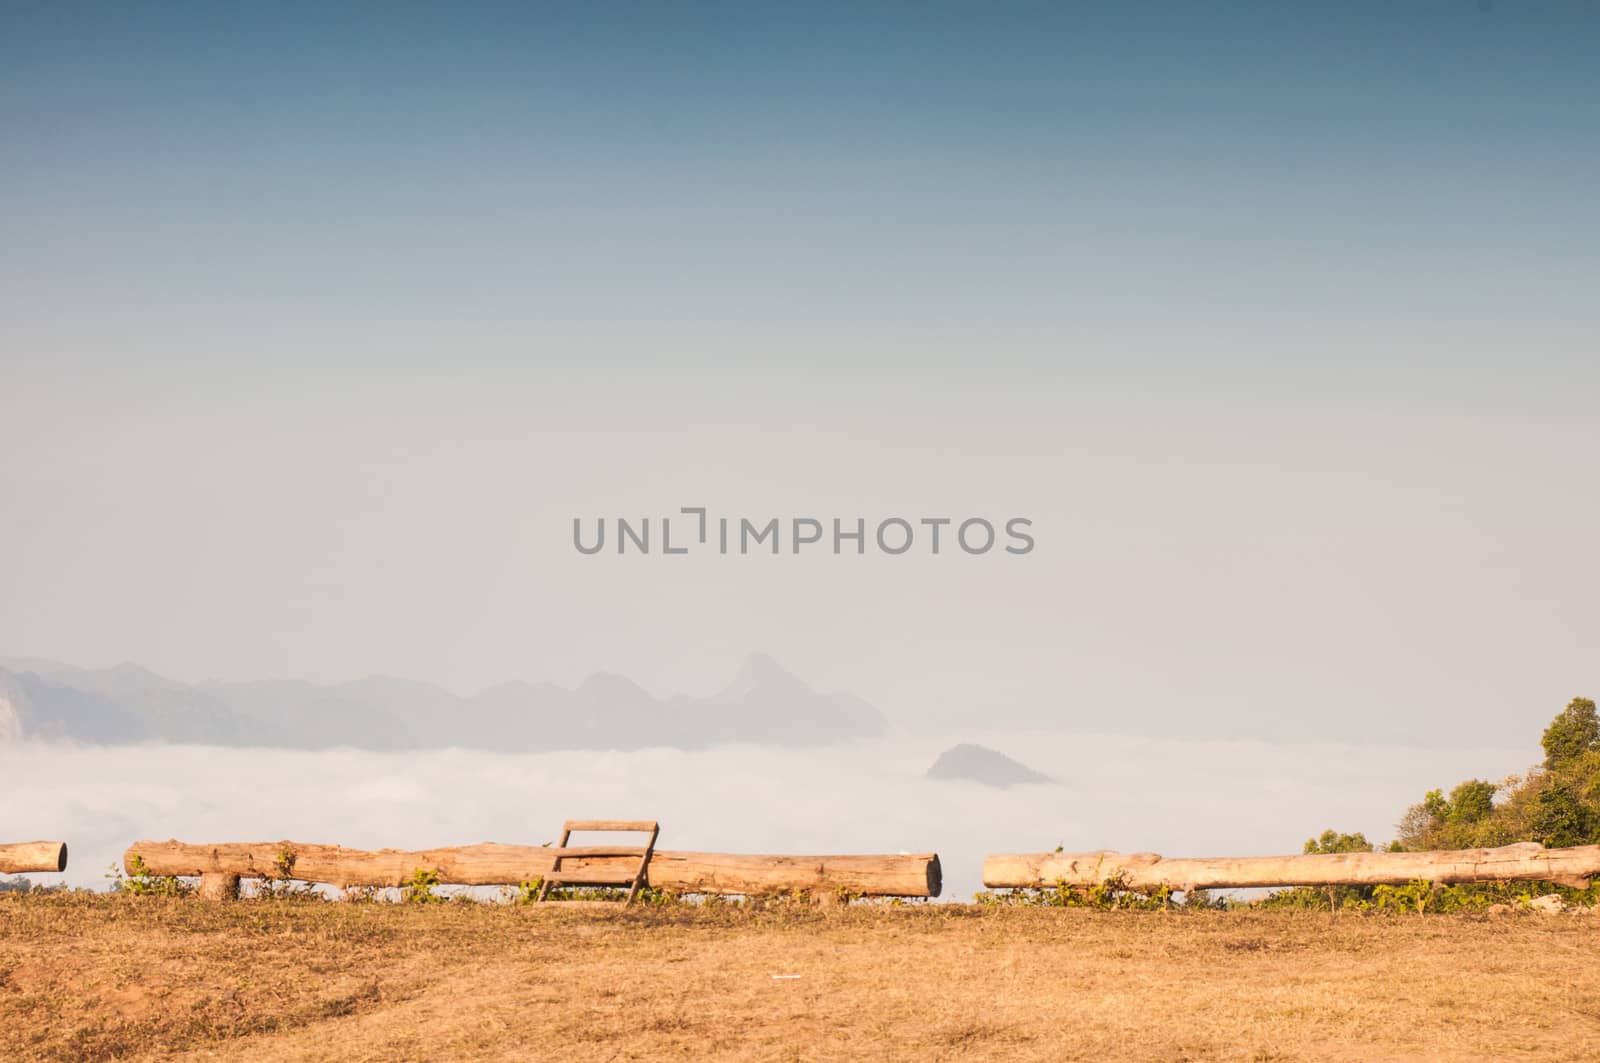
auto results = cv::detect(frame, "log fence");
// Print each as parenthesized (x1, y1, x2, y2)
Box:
(14, 836, 1597, 901)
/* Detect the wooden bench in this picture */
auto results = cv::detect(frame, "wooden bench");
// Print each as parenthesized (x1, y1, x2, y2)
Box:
(536, 820, 659, 905)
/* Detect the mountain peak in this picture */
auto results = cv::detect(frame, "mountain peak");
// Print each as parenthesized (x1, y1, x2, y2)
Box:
(577, 671, 652, 701)
(71, 661, 187, 694)
(719, 652, 812, 701)
(927, 744, 1052, 788)
(735, 652, 791, 685)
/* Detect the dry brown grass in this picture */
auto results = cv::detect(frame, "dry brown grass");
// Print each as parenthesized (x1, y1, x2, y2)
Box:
(3, 893, 1600, 1061)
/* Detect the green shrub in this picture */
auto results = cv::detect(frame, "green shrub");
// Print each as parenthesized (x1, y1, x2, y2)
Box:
(976, 871, 1173, 910)
(513, 878, 679, 905)
(1542, 697, 1599, 770)
(399, 868, 443, 905)
(1303, 830, 1374, 856)
(111, 855, 192, 897)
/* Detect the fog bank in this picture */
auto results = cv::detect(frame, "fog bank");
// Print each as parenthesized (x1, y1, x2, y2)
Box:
(1, 733, 1533, 900)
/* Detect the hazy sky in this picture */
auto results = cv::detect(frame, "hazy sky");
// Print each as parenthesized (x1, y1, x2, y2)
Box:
(3, 2, 1597, 743)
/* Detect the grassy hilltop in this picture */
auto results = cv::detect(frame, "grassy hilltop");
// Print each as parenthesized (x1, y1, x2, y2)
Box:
(4, 894, 1600, 1062)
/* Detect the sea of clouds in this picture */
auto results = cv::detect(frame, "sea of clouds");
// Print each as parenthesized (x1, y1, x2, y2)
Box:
(1, 732, 1535, 900)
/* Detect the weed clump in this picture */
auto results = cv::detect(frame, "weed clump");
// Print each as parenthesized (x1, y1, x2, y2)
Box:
(975, 871, 1180, 910)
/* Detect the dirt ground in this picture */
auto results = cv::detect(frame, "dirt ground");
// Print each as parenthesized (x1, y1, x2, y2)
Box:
(3, 894, 1599, 1062)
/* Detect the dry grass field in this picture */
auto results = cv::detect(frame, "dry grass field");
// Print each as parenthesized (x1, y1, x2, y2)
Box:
(4, 894, 1600, 1062)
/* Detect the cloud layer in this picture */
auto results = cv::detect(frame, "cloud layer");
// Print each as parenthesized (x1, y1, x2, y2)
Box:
(2, 732, 1534, 899)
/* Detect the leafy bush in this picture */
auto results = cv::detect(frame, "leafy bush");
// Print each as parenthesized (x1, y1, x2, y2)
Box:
(110, 855, 193, 897)
(250, 847, 322, 900)
(400, 868, 444, 904)
(1542, 697, 1599, 770)
(976, 871, 1176, 910)
(1303, 830, 1374, 855)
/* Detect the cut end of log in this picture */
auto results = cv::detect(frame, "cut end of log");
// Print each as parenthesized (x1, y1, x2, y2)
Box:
(0, 841, 69, 875)
(926, 854, 943, 898)
(198, 872, 241, 901)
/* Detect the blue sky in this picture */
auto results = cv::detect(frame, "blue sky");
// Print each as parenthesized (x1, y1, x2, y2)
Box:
(2, 2, 1597, 742)
(7, 1, 1596, 392)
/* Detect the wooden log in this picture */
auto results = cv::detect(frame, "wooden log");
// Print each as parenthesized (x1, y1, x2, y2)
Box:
(0, 841, 68, 874)
(123, 841, 942, 897)
(982, 842, 1600, 892)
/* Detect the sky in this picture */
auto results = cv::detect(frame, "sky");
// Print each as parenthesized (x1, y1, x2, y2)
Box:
(2, 1, 1597, 745)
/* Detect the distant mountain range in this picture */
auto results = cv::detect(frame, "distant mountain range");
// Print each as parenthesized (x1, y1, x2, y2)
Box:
(0, 654, 887, 752)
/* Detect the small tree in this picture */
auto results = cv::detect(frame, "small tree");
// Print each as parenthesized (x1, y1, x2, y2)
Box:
(1303, 829, 1374, 855)
(1542, 697, 1599, 770)
(1445, 780, 1497, 824)
(1530, 780, 1598, 849)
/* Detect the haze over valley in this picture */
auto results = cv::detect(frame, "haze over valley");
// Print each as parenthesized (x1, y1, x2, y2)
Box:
(0, 653, 884, 752)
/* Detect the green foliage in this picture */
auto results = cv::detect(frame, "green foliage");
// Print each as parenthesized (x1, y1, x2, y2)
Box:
(1529, 779, 1598, 849)
(251, 847, 320, 900)
(1397, 697, 1600, 854)
(1402, 783, 1508, 850)
(513, 878, 678, 905)
(1303, 830, 1374, 855)
(1181, 888, 1227, 910)
(1363, 881, 1485, 914)
(252, 877, 322, 900)
(399, 868, 443, 905)
(111, 855, 193, 897)
(1271, 696, 1600, 913)
(1447, 780, 1498, 824)
(1541, 697, 1599, 770)
(1261, 878, 1510, 914)
(975, 871, 1175, 910)
(1257, 886, 1331, 910)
